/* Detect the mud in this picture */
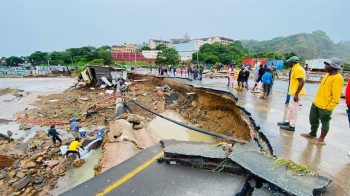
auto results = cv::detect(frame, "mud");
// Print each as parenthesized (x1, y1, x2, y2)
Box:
(127, 75, 252, 142)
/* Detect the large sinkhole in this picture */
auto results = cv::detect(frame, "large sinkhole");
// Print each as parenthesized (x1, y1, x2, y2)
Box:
(126, 75, 254, 143)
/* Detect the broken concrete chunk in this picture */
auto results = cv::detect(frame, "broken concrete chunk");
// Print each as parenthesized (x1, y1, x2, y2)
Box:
(101, 76, 112, 86)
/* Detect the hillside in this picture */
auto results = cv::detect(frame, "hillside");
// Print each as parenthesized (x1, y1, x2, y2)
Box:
(241, 31, 350, 62)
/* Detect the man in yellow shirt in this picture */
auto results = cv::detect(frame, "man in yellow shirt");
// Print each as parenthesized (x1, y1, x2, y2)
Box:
(301, 58, 344, 145)
(65, 138, 84, 159)
(278, 56, 306, 131)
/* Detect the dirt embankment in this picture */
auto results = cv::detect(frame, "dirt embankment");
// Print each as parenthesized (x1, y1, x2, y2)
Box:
(126, 76, 252, 142)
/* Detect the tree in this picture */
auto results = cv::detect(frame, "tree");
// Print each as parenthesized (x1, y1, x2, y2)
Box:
(5, 56, 24, 66)
(155, 44, 168, 50)
(139, 46, 151, 51)
(28, 51, 48, 65)
(156, 48, 180, 65)
(97, 49, 113, 65)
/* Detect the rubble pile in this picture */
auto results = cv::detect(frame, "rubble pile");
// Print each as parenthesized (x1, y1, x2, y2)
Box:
(17, 87, 117, 128)
(0, 131, 77, 196)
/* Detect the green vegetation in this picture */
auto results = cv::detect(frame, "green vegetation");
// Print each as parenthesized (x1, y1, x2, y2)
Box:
(1, 46, 113, 67)
(274, 158, 315, 176)
(155, 48, 180, 65)
(241, 30, 350, 63)
(192, 41, 285, 65)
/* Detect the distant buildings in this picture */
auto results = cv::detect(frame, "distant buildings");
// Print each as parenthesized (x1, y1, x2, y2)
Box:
(112, 36, 234, 62)
(111, 44, 137, 53)
(148, 39, 171, 49)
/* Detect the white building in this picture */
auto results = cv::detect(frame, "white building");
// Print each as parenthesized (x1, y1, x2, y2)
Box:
(141, 50, 162, 59)
(148, 39, 171, 49)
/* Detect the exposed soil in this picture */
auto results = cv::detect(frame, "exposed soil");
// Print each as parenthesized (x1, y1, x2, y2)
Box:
(2, 74, 255, 195)
(126, 75, 252, 142)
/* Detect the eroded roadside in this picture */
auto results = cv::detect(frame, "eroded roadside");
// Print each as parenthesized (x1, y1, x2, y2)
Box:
(0, 75, 271, 196)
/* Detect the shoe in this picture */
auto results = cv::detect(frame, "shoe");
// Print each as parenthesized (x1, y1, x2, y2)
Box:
(277, 122, 289, 126)
(280, 124, 295, 131)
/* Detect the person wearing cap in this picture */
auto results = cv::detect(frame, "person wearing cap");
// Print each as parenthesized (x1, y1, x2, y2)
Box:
(301, 58, 344, 145)
(278, 56, 306, 131)
(70, 118, 81, 139)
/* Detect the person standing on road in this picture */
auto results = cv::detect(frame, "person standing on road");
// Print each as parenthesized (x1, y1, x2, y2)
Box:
(252, 64, 265, 91)
(48, 125, 62, 146)
(278, 56, 306, 131)
(345, 76, 350, 156)
(301, 58, 344, 145)
(260, 68, 273, 99)
(70, 118, 81, 139)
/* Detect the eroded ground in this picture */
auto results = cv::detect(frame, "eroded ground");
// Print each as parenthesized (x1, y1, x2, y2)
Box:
(1, 75, 254, 195)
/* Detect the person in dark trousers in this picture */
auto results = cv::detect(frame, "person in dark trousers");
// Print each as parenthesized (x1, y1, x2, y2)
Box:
(65, 138, 84, 159)
(252, 64, 265, 91)
(48, 125, 62, 146)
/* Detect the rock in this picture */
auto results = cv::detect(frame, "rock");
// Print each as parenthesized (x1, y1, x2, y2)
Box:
(15, 176, 30, 191)
(127, 114, 142, 124)
(80, 97, 89, 101)
(153, 106, 158, 110)
(7, 130, 13, 137)
(28, 169, 37, 175)
(133, 124, 143, 130)
(8, 171, 17, 178)
(73, 159, 85, 167)
(34, 177, 43, 184)
(8, 178, 17, 186)
(16, 172, 25, 179)
(156, 90, 164, 97)
(37, 132, 47, 139)
(24, 162, 36, 169)
(19, 124, 32, 130)
(115, 113, 128, 120)
(32, 152, 45, 160)
(0, 179, 3, 187)
(47, 160, 59, 168)
(191, 101, 198, 107)
(36, 157, 43, 163)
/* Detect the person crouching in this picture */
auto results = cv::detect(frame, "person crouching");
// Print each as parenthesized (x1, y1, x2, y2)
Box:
(65, 138, 84, 159)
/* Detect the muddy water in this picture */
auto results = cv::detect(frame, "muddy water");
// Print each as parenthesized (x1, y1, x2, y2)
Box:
(149, 110, 216, 143)
(51, 148, 101, 196)
(0, 78, 76, 137)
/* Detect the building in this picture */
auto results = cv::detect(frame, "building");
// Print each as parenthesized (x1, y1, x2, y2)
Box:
(111, 44, 137, 53)
(141, 50, 161, 59)
(148, 39, 171, 49)
(112, 52, 156, 62)
(196, 36, 234, 45)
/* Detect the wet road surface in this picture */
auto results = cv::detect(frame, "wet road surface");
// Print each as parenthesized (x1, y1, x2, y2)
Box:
(190, 77, 350, 195)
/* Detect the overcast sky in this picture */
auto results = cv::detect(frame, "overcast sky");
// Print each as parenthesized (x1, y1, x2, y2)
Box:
(1, 0, 349, 57)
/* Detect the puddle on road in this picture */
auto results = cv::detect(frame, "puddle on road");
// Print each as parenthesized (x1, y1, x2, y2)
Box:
(149, 110, 216, 143)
